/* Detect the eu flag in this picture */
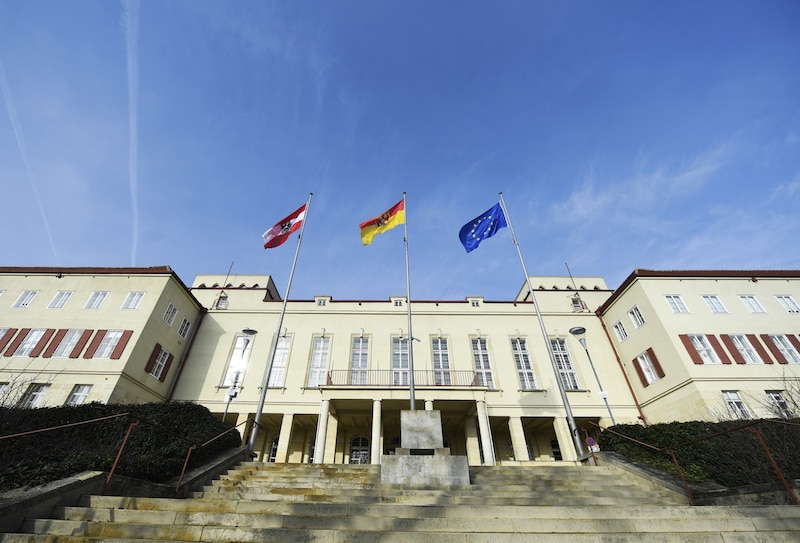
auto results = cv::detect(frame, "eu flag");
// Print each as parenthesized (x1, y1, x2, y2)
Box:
(458, 203, 508, 253)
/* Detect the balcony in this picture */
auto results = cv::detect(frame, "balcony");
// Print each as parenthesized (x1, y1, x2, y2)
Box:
(325, 370, 483, 387)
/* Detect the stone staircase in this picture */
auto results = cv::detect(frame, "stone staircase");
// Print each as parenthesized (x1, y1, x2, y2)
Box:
(2, 461, 800, 542)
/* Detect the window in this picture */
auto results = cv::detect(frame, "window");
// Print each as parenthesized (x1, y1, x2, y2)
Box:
(19, 384, 50, 408)
(776, 295, 800, 314)
(688, 335, 722, 365)
(628, 305, 646, 328)
(84, 291, 108, 309)
(432, 337, 451, 385)
(163, 302, 178, 325)
(65, 384, 92, 406)
(636, 349, 664, 386)
(268, 436, 279, 463)
(121, 291, 145, 309)
(48, 290, 73, 309)
(471, 338, 494, 388)
(766, 391, 794, 419)
(729, 335, 763, 364)
(52, 330, 86, 358)
(94, 330, 124, 359)
(392, 337, 410, 386)
(665, 295, 689, 313)
(268, 336, 291, 387)
(471, 300, 480, 308)
(177, 318, 191, 339)
(223, 335, 254, 386)
(307, 336, 330, 388)
(768, 335, 800, 364)
(316, 299, 327, 307)
(392, 299, 404, 307)
(570, 296, 587, 312)
(149, 347, 171, 380)
(350, 336, 369, 385)
(551, 338, 580, 390)
(13, 329, 46, 357)
(350, 436, 370, 464)
(739, 295, 765, 314)
(511, 338, 537, 390)
(702, 295, 727, 314)
(612, 321, 628, 342)
(12, 290, 38, 308)
(723, 391, 751, 419)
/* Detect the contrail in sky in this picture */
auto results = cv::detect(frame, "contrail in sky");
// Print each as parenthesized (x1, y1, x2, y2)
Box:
(0, 59, 60, 264)
(122, 0, 139, 265)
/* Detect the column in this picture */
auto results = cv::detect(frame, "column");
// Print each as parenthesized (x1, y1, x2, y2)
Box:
(425, 400, 434, 411)
(323, 413, 339, 463)
(508, 417, 530, 462)
(235, 413, 251, 448)
(371, 399, 382, 465)
(476, 400, 496, 466)
(313, 399, 330, 464)
(553, 417, 578, 462)
(464, 417, 482, 465)
(275, 413, 294, 463)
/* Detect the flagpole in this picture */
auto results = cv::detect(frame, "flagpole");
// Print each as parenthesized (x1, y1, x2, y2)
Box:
(402, 192, 417, 410)
(498, 192, 585, 458)
(248, 192, 313, 455)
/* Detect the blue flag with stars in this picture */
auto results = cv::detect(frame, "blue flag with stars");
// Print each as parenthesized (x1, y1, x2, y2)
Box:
(458, 202, 508, 253)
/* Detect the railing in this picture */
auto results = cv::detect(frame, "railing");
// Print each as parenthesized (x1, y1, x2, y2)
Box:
(588, 419, 800, 506)
(174, 419, 251, 495)
(326, 370, 481, 387)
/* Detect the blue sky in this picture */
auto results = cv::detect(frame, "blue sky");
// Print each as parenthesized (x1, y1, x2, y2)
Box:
(1, 1, 799, 301)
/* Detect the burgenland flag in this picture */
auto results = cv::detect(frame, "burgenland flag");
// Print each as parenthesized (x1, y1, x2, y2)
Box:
(458, 202, 507, 252)
(262, 204, 307, 248)
(359, 199, 405, 245)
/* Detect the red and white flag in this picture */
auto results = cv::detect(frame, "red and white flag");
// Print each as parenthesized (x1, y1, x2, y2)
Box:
(262, 204, 307, 248)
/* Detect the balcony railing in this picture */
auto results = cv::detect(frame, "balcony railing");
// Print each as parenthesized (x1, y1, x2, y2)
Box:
(326, 370, 481, 387)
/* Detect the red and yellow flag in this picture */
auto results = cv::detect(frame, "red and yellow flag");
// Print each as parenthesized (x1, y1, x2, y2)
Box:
(359, 199, 405, 246)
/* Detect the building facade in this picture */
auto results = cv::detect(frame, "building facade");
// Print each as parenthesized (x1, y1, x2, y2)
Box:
(2, 266, 798, 466)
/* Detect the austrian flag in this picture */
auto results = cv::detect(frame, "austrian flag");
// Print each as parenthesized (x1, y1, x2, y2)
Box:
(262, 204, 307, 249)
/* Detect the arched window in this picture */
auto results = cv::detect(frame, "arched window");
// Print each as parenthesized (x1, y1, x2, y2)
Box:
(350, 435, 370, 464)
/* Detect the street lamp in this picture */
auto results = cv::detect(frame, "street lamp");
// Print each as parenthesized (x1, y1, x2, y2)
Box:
(569, 326, 616, 425)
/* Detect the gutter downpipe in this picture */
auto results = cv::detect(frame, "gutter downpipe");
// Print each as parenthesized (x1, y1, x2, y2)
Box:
(597, 312, 648, 426)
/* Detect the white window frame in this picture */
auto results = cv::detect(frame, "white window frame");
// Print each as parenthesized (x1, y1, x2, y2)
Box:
(163, 302, 178, 326)
(48, 290, 73, 309)
(121, 291, 145, 310)
(222, 335, 254, 387)
(177, 318, 191, 339)
(52, 329, 86, 358)
(19, 383, 50, 408)
(612, 321, 628, 342)
(65, 384, 92, 406)
(149, 347, 171, 380)
(307, 336, 330, 388)
(13, 290, 38, 308)
(729, 334, 763, 364)
(766, 391, 794, 419)
(635, 351, 661, 385)
(628, 305, 646, 329)
(511, 338, 537, 390)
(665, 295, 689, 314)
(84, 291, 108, 309)
(93, 330, 123, 359)
(551, 338, 580, 390)
(471, 337, 495, 388)
(268, 336, 291, 387)
(14, 329, 46, 357)
(723, 391, 751, 419)
(689, 335, 721, 364)
(432, 337, 451, 385)
(392, 337, 410, 386)
(739, 295, 765, 314)
(776, 295, 800, 314)
(769, 335, 800, 364)
(702, 295, 727, 314)
(350, 336, 369, 385)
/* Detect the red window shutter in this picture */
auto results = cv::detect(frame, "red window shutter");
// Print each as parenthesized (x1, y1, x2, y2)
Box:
(83, 330, 107, 359)
(144, 344, 161, 374)
(632, 358, 648, 387)
(4, 328, 30, 357)
(0, 328, 19, 353)
(721, 335, 747, 365)
(43, 329, 67, 358)
(707, 335, 732, 365)
(71, 330, 93, 358)
(110, 330, 133, 360)
(761, 334, 788, 364)
(747, 334, 773, 364)
(648, 348, 666, 378)
(788, 335, 800, 355)
(679, 335, 704, 365)
(159, 353, 174, 382)
(30, 329, 56, 358)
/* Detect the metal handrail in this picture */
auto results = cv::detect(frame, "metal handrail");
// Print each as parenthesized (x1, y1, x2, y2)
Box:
(0, 412, 132, 441)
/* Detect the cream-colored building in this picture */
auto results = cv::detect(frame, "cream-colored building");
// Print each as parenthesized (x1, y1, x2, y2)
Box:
(0, 267, 203, 408)
(597, 269, 800, 424)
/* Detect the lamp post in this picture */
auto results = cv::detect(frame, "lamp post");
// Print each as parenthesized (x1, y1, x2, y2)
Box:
(569, 326, 616, 425)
